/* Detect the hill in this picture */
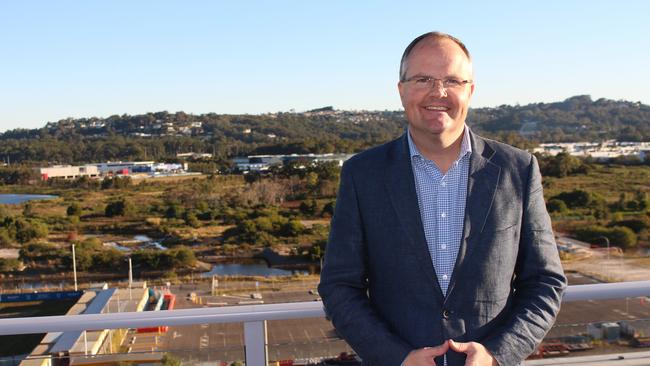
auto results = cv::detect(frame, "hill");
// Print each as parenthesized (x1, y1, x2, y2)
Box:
(0, 95, 648, 165)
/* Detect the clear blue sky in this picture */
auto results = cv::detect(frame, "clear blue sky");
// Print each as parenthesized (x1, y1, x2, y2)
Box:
(1, 1, 648, 132)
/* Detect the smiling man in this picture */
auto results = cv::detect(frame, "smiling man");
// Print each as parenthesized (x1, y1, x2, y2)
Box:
(318, 32, 566, 366)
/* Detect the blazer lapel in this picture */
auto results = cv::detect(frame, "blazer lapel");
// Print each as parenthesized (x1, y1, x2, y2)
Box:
(385, 133, 445, 302)
(445, 132, 501, 301)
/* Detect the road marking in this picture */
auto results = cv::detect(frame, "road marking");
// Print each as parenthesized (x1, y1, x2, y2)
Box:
(289, 331, 295, 342)
(304, 329, 311, 341)
(200, 334, 209, 349)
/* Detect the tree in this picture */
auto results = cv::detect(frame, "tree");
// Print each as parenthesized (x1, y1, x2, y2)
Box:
(183, 210, 201, 228)
(552, 190, 591, 208)
(14, 218, 48, 243)
(635, 191, 649, 211)
(0, 229, 13, 248)
(67, 203, 82, 216)
(166, 246, 196, 268)
(70, 247, 93, 271)
(609, 218, 649, 234)
(105, 198, 135, 217)
(281, 220, 305, 237)
(161, 354, 181, 366)
(321, 200, 336, 217)
(0, 258, 22, 272)
(165, 203, 184, 219)
(574, 225, 637, 249)
(546, 199, 568, 214)
(540, 153, 587, 177)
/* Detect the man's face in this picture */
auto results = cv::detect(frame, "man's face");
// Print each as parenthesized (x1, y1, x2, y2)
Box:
(398, 38, 474, 143)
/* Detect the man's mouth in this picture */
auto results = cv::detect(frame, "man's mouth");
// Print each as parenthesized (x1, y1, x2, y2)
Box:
(423, 106, 449, 111)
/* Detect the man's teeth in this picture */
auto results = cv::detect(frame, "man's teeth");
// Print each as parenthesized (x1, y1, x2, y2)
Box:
(425, 106, 447, 111)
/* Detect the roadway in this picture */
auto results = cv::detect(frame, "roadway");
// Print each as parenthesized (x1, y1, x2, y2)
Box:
(126, 284, 351, 363)
(125, 270, 650, 363)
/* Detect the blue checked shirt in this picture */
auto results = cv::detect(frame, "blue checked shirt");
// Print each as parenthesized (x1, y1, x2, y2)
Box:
(407, 127, 471, 296)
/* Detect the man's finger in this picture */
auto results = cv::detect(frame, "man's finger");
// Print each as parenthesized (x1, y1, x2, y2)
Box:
(448, 339, 472, 353)
(421, 341, 449, 356)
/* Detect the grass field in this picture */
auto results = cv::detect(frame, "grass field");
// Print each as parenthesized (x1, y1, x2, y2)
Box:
(544, 164, 650, 202)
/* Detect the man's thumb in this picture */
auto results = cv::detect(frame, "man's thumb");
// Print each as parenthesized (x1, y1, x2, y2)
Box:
(448, 339, 470, 353)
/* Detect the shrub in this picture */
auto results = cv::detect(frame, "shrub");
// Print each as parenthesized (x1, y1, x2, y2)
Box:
(0, 258, 22, 272)
(0, 229, 13, 248)
(105, 198, 135, 217)
(67, 203, 82, 216)
(609, 218, 649, 233)
(547, 199, 568, 214)
(20, 242, 65, 262)
(165, 204, 184, 219)
(552, 190, 591, 208)
(321, 201, 335, 217)
(93, 248, 123, 268)
(183, 211, 201, 228)
(574, 225, 637, 249)
(14, 218, 49, 243)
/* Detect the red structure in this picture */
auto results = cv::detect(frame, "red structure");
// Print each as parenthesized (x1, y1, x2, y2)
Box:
(137, 293, 176, 333)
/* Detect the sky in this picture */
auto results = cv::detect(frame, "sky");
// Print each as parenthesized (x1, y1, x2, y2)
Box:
(0, 0, 649, 132)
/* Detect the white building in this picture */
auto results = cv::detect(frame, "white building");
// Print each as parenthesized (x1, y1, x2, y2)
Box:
(38, 165, 100, 180)
(534, 141, 650, 161)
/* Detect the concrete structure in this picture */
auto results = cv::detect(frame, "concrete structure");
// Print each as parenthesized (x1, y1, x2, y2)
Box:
(234, 153, 354, 172)
(38, 165, 99, 180)
(587, 322, 621, 342)
(13, 284, 151, 366)
(534, 141, 650, 161)
(38, 161, 188, 181)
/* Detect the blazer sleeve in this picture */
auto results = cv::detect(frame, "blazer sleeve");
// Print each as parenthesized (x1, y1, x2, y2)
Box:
(482, 154, 567, 366)
(318, 161, 413, 366)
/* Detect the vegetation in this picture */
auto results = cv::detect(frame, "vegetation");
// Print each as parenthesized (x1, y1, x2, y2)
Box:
(0, 98, 648, 275)
(0, 96, 648, 166)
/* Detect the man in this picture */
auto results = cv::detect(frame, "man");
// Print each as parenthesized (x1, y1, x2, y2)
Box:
(318, 32, 566, 366)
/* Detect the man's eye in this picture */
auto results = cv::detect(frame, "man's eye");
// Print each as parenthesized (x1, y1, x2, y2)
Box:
(445, 79, 462, 87)
(415, 77, 431, 84)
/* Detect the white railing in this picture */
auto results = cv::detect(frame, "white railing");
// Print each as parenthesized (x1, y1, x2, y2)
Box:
(2, 281, 650, 365)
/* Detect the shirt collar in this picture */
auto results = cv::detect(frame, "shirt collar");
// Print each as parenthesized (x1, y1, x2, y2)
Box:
(407, 125, 473, 161)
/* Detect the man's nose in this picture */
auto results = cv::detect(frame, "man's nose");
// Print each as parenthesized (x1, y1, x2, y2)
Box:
(428, 80, 448, 98)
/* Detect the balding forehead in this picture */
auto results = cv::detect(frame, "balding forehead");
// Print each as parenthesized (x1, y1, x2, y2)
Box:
(412, 36, 471, 62)
(399, 31, 472, 81)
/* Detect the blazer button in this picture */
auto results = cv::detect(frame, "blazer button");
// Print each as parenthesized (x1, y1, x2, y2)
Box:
(442, 310, 450, 319)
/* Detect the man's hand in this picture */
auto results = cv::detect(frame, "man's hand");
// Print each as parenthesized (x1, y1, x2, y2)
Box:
(403, 342, 449, 366)
(448, 340, 498, 366)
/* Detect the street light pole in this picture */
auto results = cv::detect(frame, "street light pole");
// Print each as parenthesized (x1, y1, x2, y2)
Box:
(128, 257, 133, 300)
(598, 236, 611, 262)
(71, 244, 78, 291)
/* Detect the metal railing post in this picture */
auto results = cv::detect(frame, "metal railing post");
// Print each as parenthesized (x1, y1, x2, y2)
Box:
(244, 320, 268, 366)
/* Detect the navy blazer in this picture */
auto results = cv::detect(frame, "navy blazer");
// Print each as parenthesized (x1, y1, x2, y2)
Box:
(318, 131, 567, 366)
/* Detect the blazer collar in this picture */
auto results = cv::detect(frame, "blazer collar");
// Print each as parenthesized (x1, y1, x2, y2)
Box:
(385, 132, 445, 302)
(445, 131, 501, 302)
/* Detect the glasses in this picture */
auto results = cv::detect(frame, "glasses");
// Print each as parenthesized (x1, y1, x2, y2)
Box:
(402, 76, 472, 91)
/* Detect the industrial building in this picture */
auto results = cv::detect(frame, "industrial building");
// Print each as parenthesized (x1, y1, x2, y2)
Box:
(38, 165, 100, 181)
(37, 161, 187, 181)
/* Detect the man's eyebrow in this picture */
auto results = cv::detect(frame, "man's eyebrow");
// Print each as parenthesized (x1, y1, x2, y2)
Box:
(407, 73, 465, 79)
(405, 73, 432, 79)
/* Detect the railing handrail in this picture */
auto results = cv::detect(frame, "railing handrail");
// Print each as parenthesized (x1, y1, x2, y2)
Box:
(1, 281, 650, 336)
